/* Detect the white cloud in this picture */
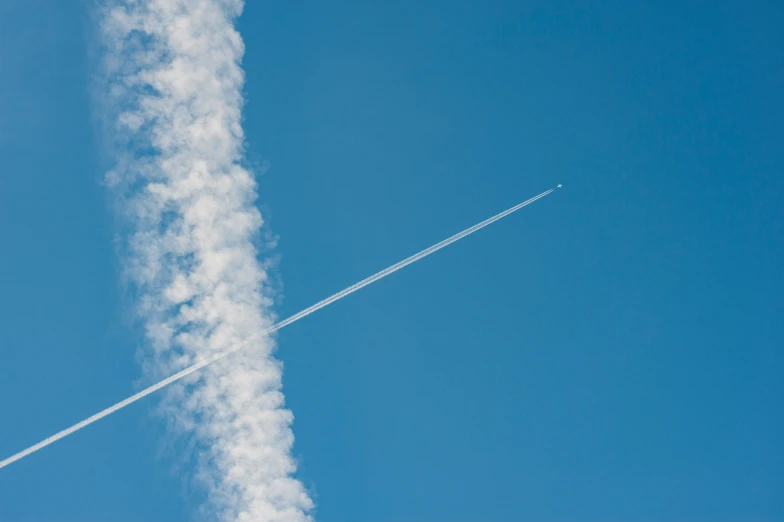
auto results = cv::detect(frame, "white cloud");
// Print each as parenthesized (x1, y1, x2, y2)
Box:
(99, 1, 313, 520)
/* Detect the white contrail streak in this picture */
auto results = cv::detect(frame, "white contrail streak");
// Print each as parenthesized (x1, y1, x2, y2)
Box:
(0, 188, 553, 471)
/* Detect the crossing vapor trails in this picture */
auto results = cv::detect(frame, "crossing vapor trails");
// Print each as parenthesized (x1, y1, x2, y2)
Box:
(0, 188, 554, 471)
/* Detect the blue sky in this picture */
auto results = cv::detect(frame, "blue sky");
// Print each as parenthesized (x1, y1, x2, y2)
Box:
(1, 1, 782, 521)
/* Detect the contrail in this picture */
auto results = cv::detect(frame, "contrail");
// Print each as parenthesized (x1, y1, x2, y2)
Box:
(0, 187, 554, 471)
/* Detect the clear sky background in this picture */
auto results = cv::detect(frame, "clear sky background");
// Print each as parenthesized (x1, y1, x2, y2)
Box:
(1, 1, 782, 521)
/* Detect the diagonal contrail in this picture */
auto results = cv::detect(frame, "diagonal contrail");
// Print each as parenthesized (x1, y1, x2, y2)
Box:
(0, 188, 554, 471)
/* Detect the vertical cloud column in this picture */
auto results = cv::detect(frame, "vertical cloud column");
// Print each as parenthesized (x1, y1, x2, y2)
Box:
(100, 1, 313, 520)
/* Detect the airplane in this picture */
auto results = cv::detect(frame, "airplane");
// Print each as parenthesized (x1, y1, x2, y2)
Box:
(557, 184, 562, 188)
